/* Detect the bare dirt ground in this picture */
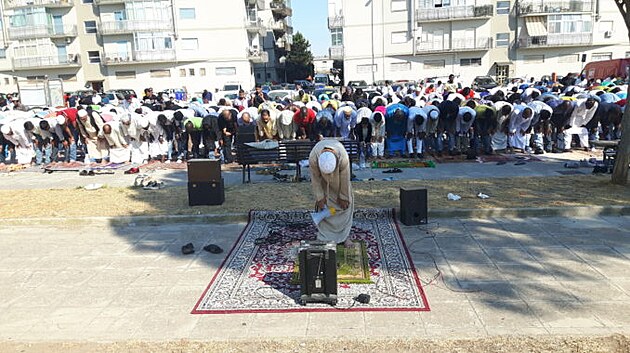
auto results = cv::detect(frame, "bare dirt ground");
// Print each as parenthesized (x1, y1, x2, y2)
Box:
(1, 335, 628, 353)
(0, 175, 627, 219)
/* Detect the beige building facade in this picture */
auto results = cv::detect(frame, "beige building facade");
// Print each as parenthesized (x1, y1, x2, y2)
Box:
(328, 0, 630, 86)
(0, 0, 292, 96)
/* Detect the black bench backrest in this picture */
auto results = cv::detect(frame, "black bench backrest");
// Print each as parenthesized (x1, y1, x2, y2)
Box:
(235, 143, 280, 165)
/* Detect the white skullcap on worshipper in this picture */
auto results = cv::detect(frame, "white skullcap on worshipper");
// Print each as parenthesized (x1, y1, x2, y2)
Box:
(318, 151, 337, 175)
(119, 114, 130, 123)
(1, 124, 11, 135)
(56, 116, 66, 125)
(78, 110, 88, 118)
(429, 109, 439, 120)
(92, 95, 101, 105)
(137, 115, 150, 129)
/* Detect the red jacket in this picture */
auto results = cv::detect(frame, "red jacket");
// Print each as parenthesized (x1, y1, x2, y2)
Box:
(293, 108, 316, 128)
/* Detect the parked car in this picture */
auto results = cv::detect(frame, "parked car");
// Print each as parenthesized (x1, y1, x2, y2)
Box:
(348, 80, 368, 88)
(313, 88, 338, 99)
(267, 89, 294, 101)
(471, 76, 499, 92)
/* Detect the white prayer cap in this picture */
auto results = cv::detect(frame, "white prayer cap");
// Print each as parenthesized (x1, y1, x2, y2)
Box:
(429, 109, 439, 120)
(318, 151, 337, 174)
(1, 124, 10, 134)
(56, 116, 66, 125)
(92, 95, 101, 105)
(78, 110, 88, 118)
(120, 114, 131, 123)
(137, 115, 150, 129)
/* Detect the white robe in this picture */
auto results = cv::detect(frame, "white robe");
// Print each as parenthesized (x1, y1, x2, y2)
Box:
(309, 139, 354, 243)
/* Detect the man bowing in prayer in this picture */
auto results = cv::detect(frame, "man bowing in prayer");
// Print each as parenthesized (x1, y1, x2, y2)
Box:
(309, 139, 354, 248)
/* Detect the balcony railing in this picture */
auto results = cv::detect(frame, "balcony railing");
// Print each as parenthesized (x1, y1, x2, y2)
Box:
(99, 20, 173, 35)
(269, 19, 287, 33)
(416, 4, 494, 22)
(519, 0, 593, 15)
(247, 48, 269, 64)
(328, 15, 343, 28)
(245, 18, 265, 34)
(13, 53, 80, 70)
(8, 24, 77, 40)
(329, 45, 344, 59)
(94, 0, 124, 5)
(4, 0, 73, 9)
(416, 36, 493, 53)
(518, 33, 592, 48)
(270, 0, 292, 17)
(102, 49, 176, 65)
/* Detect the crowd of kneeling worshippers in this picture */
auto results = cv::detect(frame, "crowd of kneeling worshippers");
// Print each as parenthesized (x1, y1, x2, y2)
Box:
(0, 76, 624, 167)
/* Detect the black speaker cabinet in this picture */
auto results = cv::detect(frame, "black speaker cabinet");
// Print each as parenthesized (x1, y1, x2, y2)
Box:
(299, 241, 338, 306)
(188, 178, 225, 206)
(400, 187, 428, 226)
(187, 159, 221, 182)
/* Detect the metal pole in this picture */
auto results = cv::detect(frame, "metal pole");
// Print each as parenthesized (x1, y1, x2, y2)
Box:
(371, 1, 375, 85)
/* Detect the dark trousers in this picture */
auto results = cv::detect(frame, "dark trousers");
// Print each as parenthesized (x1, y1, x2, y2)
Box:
(221, 136, 233, 163)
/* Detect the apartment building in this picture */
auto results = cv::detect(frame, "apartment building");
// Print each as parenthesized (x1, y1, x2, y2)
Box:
(0, 0, 292, 97)
(328, 0, 630, 86)
(252, 0, 292, 84)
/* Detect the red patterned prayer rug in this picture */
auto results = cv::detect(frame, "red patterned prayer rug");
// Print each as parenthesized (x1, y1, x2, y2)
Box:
(192, 209, 430, 314)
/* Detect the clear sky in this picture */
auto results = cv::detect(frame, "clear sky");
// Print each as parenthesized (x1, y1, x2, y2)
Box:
(291, 0, 329, 57)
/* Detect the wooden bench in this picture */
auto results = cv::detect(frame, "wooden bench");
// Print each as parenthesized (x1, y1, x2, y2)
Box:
(234, 143, 280, 183)
(236, 139, 360, 183)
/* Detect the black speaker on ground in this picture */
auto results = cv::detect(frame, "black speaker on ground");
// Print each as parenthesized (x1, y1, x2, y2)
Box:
(299, 241, 338, 306)
(188, 178, 225, 206)
(400, 187, 428, 226)
(187, 159, 221, 182)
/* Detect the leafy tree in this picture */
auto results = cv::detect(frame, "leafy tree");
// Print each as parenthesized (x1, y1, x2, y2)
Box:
(286, 32, 314, 82)
(611, 0, 630, 184)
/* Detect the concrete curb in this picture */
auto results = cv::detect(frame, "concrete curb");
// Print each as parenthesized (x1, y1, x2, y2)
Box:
(1, 205, 628, 227)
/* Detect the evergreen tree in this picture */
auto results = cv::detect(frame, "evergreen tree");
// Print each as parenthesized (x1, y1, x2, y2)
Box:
(286, 32, 314, 82)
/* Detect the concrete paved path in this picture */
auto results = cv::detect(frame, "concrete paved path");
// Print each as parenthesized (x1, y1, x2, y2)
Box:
(0, 215, 628, 342)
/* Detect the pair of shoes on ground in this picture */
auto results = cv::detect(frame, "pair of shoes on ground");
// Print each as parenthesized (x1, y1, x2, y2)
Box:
(79, 170, 95, 176)
(124, 167, 140, 174)
(383, 168, 402, 173)
(142, 180, 164, 190)
(181, 243, 223, 255)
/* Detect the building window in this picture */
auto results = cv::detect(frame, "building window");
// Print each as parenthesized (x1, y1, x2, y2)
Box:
(391, 31, 408, 44)
(182, 38, 198, 50)
(216, 67, 237, 76)
(58, 74, 77, 81)
(523, 55, 545, 63)
(626, 51, 630, 58)
(558, 54, 579, 63)
(256, 73, 261, 79)
(189, 68, 195, 76)
(424, 60, 445, 69)
(495, 33, 509, 47)
(82, 0, 93, 3)
(84, 21, 97, 34)
(496, 1, 510, 14)
(87, 51, 100, 64)
(331, 28, 343, 46)
(4, 78, 9, 85)
(391, 0, 407, 12)
(266, 73, 271, 79)
(27, 76, 46, 81)
(460, 58, 482, 66)
(200, 68, 206, 76)
(179, 8, 196, 20)
(357, 64, 377, 73)
(150, 69, 171, 78)
(115, 71, 136, 79)
(0, 49, 5, 59)
(390, 62, 411, 71)
(591, 52, 612, 61)
(548, 14, 592, 34)
(179, 68, 186, 77)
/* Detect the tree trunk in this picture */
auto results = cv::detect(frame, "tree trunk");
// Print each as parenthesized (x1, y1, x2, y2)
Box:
(611, 81, 630, 185)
